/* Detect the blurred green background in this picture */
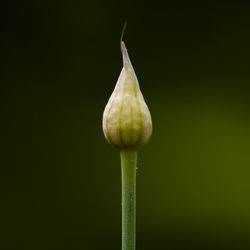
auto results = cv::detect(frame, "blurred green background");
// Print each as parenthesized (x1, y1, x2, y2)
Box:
(2, 1, 250, 249)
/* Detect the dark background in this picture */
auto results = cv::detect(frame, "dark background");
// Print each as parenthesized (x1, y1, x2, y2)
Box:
(1, 1, 250, 249)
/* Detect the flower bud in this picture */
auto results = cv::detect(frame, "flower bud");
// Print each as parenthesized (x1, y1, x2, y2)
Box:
(103, 41, 152, 149)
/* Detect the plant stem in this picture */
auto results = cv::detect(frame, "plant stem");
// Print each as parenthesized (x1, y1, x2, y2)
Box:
(120, 149, 137, 250)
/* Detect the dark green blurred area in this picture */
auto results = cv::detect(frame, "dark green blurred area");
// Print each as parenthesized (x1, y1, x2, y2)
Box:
(1, 1, 250, 249)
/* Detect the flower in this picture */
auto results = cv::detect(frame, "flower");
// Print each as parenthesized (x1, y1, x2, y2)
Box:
(103, 41, 152, 149)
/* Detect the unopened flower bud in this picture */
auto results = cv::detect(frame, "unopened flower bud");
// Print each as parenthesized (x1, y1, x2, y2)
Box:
(103, 42, 152, 149)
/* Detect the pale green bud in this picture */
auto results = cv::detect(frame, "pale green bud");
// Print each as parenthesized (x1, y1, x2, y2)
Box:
(103, 41, 152, 149)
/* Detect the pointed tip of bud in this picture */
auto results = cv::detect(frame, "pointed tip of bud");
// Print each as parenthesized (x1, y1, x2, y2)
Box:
(121, 41, 133, 71)
(121, 41, 125, 49)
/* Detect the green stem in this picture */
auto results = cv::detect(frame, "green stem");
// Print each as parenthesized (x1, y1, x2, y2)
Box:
(120, 149, 137, 250)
